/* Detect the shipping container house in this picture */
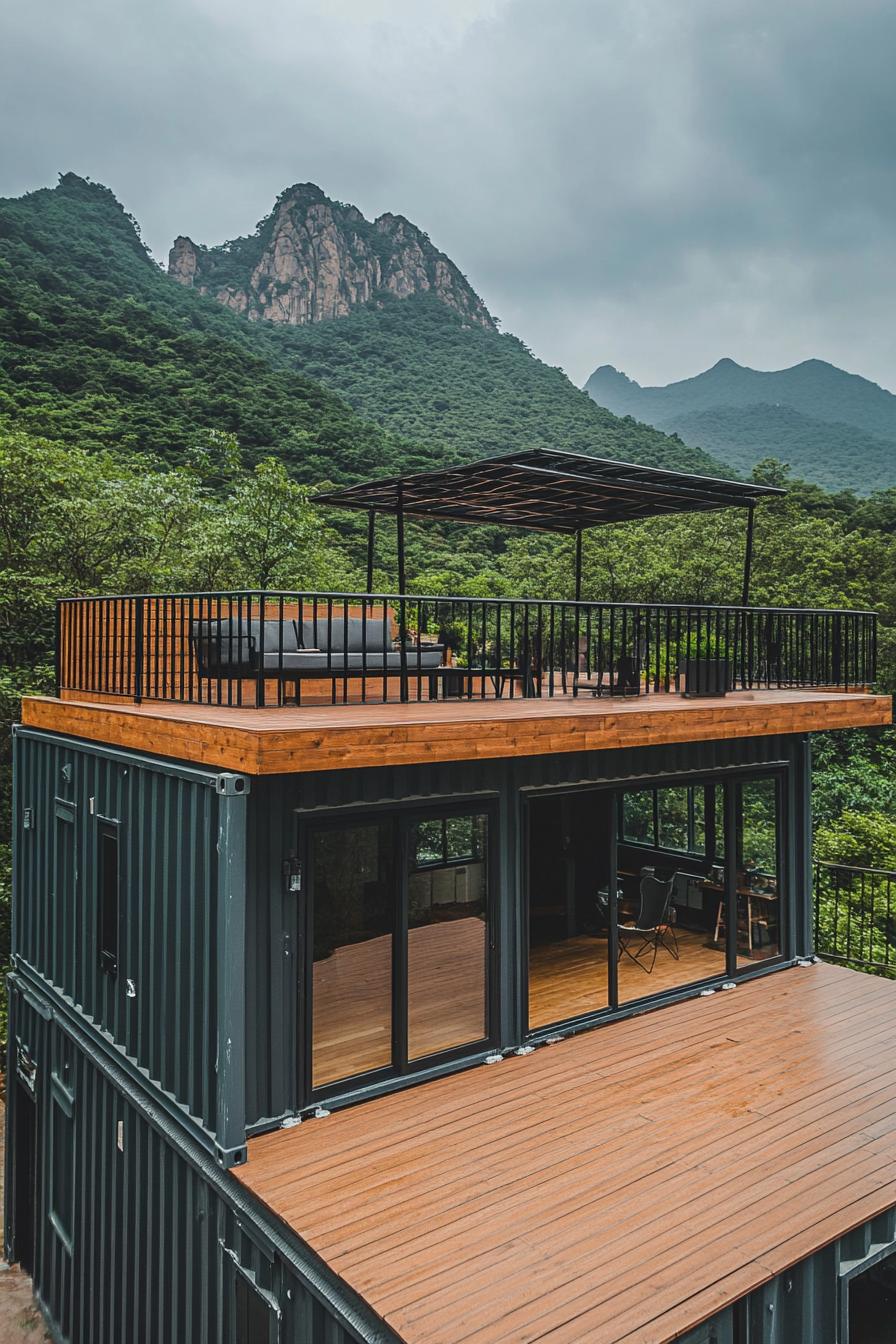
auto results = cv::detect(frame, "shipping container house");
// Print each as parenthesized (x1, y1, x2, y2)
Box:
(7, 453, 896, 1343)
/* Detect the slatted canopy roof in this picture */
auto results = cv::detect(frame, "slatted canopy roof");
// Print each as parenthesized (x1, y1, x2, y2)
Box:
(314, 448, 784, 535)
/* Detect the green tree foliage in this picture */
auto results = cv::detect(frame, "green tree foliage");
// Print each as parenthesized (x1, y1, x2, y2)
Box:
(0, 175, 407, 483)
(491, 464, 878, 616)
(814, 810, 896, 977)
(276, 291, 727, 475)
(0, 428, 352, 1050)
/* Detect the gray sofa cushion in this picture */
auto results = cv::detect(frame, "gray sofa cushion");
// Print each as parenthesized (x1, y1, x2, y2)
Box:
(261, 647, 445, 672)
(192, 620, 255, 669)
(295, 614, 392, 653)
(192, 618, 302, 664)
(193, 616, 445, 676)
(258, 620, 301, 654)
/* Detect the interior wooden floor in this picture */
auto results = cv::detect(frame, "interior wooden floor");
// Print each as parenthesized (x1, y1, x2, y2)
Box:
(313, 918, 487, 1088)
(528, 929, 729, 1028)
(312, 924, 738, 1087)
(23, 688, 891, 774)
(236, 962, 896, 1344)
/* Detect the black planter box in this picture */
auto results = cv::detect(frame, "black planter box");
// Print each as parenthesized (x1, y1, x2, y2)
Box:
(681, 656, 731, 698)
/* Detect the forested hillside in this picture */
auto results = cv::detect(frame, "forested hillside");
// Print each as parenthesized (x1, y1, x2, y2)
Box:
(664, 404, 896, 495)
(0, 174, 725, 486)
(167, 180, 727, 476)
(268, 293, 725, 473)
(0, 174, 421, 484)
(585, 358, 896, 494)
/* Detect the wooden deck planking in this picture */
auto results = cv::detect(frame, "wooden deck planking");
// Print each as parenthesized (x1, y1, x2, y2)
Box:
(21, 689, 892, 774)
(234, 964, 896, 1344)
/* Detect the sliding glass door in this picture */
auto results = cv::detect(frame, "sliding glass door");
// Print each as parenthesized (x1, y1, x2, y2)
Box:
(305, 806, 492, 1098)
(526, 770, 787, 1034)
(526, 792, 613, 1030)
(408, 814, 489, 1060)
(310, 820, 395, 1090)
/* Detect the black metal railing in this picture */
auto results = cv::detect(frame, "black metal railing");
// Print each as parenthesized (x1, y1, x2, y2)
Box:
(815, 861, 896, 975)
(55, 591, 878, 708)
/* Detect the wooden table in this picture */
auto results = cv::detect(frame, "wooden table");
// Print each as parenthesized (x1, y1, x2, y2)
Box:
(427, 665, 528, 700)
(700, 880, 779, 955)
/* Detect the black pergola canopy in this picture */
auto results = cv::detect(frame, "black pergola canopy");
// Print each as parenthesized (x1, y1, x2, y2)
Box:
(314, 449, 784, 535)
(314, 449, 785, 604)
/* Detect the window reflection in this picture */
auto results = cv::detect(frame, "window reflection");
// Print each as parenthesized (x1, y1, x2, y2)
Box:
(527, 793, 612, 1029)
(657, 786, 690, 851)
(311, 822, 395, 1089)
(408, 813, 488, 1060)
(734, 777, 782, 964)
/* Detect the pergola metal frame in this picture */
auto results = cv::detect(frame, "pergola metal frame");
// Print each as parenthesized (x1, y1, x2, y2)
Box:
(314, 448, 784, 606)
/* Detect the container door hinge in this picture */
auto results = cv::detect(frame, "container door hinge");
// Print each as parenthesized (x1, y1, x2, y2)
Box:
(283, 857, 302, 894)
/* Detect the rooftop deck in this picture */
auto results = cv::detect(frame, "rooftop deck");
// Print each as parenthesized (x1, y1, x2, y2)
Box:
(235, 962, 896, 1344)
(21, 686, 891, 773)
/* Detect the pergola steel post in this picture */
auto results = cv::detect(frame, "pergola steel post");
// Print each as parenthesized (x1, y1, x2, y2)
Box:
(737, 504, 756, 687)
(397, 484, 408, 702)
(574, 529, 583, 603)
(741, 504, 755, 608)
(366, 509, 376, 595)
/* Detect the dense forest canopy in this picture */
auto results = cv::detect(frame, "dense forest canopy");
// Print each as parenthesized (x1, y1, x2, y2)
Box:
(648, 403, 896, 496)
(269, 292, 728, 476)
(586, 358, 896, 495)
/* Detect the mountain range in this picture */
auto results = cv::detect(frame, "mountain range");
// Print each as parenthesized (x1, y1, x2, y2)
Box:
(3, 172, 893, 507)
(585, 359, 896, 494)
(0, 174, 725, 512)
(162, 181, 724, 475)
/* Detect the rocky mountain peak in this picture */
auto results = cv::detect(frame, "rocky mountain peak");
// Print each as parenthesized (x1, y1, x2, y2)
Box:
(167, 184, 495, 330)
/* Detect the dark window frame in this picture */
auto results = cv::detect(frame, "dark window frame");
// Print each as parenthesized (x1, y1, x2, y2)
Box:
(221, 1244, 280, 1344)
(96, 817, 120, 976)
(619, 782, 724, 861)
(48, 1071, 75, 1255)
(299, 797, 499, 1109)
(233, 1271, 277, 1344)
(411, 814, 483, 870)
(524, 762, 790, 1039)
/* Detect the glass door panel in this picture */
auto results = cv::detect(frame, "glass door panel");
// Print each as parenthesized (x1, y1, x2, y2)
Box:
(407, 813, 489, 1060)
(310, 821, 395, 1089)
(617, 783, 725, 1005)
(735, 777, 782, 966)
(527, 793, 611, 1029)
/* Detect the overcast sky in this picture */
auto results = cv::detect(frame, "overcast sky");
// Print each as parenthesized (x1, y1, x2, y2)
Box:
(3, 0, 895, 391)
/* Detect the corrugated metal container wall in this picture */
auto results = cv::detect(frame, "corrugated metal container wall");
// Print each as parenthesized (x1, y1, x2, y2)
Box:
(676, 1206, 896, 1340)
(245, 733, 812, 1127)
(13, 728, 233, 1143)
(6, 981, 398, 1344)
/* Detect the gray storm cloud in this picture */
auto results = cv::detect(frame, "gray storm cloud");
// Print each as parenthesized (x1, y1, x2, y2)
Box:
(2, 0, 894, 389)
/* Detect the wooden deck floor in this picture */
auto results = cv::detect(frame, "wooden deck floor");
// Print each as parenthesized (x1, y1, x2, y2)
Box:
(235, 962, 896, 1344)
(21, 688, 891, 774)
